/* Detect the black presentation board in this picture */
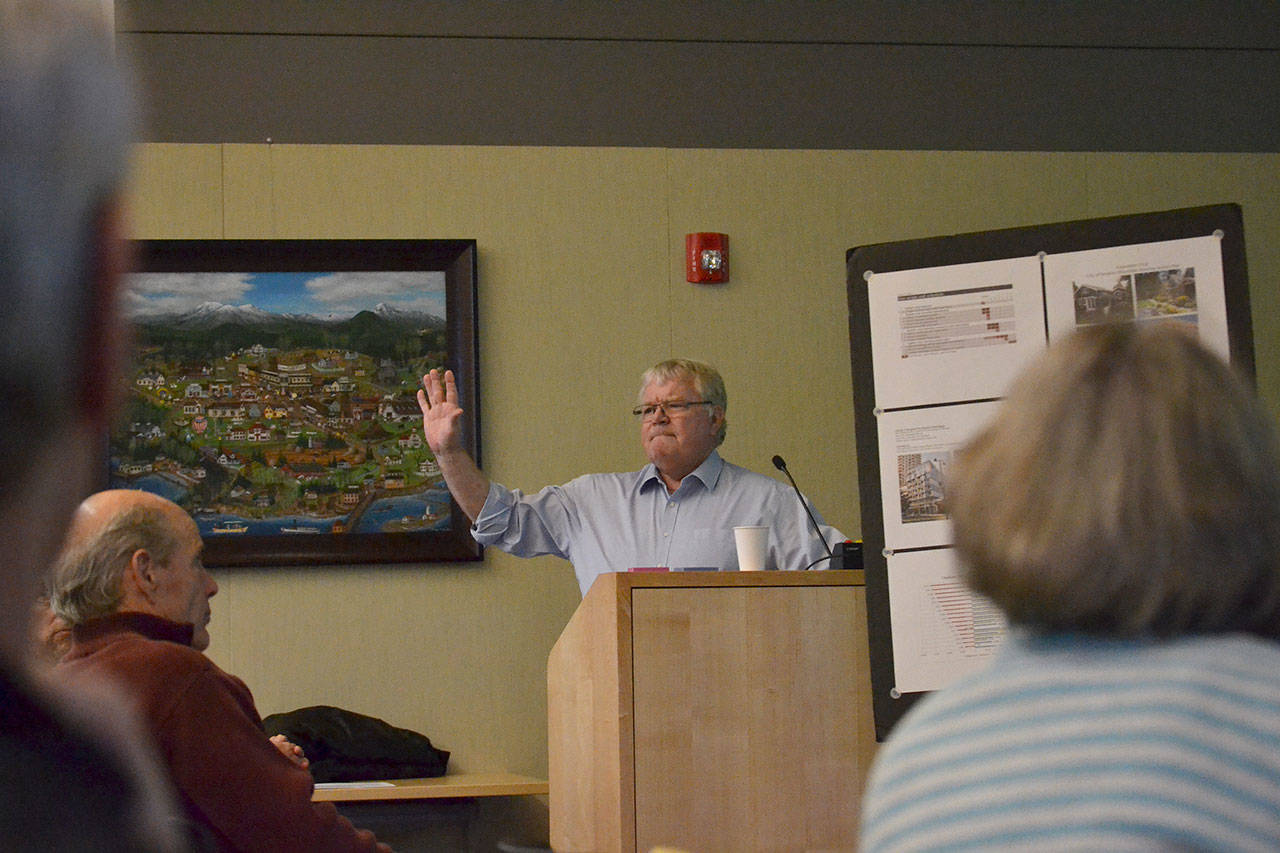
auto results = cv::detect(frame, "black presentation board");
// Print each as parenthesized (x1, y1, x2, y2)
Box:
(846, 204, 1253, 741)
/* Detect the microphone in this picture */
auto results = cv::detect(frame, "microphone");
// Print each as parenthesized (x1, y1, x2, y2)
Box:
(772, 455, 834, 568)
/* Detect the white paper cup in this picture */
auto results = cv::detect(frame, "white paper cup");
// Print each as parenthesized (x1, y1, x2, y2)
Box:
(733, 525, 769, 571)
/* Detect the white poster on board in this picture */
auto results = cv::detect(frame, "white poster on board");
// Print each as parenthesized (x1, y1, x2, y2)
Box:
(888, 548, 1006, 695)
(861, 220, 1238, 703)
(876, 401, 1001, 551)
(866, 256, 1047, 410)
(1043, 235, 1229, 358)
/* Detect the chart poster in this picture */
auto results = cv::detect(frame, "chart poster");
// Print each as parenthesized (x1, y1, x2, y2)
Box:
(848, 205, 1251, 741)
(1043, 235, 1229, 358)
(887, 548, 1006, 695)
(876, 401, 1000, 551)
(867, 256, 1046, 410)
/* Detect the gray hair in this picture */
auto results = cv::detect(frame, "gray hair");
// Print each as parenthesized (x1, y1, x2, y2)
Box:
(0, 0, 137, 493)
(951, 323, 1280, 639)
(50, 504, 178, 625)
(639, 358, 728, 444)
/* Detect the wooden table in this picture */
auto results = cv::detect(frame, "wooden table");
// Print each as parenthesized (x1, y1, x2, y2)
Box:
(313, 772, 549, 802)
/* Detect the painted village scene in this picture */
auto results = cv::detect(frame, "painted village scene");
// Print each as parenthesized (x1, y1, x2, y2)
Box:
(110, 270, 454, 538)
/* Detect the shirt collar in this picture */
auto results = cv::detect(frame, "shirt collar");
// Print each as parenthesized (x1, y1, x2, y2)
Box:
(71, 611, 196, 648)
(637, 449, 725, 496)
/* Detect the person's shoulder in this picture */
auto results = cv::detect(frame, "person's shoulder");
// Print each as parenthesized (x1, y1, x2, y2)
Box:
(0, 718, 161, 850)
(67, 628, 214, 688)
(564, 469, 645, 492)
(1162, 633, 1280, 688)
(716, 457, 788, 491)
(721, 459, 774, 480)
(110, 630, 210, 668)
(19, 666, 187, 850)
(1190, 631, 1280, 658)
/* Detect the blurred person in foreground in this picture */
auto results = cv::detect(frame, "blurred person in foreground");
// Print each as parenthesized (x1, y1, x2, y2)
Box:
(860, 323, 1280, 851)
(418, 358, 843, 596)
(51, 489, 390, 853)
(0, 0, 186, 847)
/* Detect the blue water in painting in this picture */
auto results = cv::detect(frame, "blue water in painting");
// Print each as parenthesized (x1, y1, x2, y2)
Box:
(195, 488, 452, 536)
(195, 514, 340, 536)
(351, 490, 453, 533)
(119, 474, 189, 502)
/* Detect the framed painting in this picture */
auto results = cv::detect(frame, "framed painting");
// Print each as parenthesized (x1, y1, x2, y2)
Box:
(111, 239, 481, 567)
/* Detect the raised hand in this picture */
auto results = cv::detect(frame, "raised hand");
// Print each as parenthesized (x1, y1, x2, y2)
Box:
(414, 368, 489, 522)
(417, 368, 465, 455)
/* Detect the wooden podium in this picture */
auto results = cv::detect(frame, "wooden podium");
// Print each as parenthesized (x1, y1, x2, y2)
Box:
(547, 570, 877, 852)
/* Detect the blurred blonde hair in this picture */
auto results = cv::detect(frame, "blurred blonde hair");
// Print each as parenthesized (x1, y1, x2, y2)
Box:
(951, 323, 1280, 638)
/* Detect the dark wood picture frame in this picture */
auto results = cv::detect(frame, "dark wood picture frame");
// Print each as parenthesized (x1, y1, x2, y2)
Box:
(112, 239, 481, 567)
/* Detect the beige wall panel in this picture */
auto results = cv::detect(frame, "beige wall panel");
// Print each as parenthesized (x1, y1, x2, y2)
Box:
(807, 150, 1093, 248)
(208, 555, 576, 777)
(221, 144, 274, 236)
(129, 143, 223, 237)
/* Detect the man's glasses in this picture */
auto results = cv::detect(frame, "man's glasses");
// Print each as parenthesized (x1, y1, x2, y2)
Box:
(631, 400, 714, 421)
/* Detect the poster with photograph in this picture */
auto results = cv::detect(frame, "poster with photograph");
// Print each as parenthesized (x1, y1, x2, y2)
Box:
(887, 548, 1007, 694)
(849, 205, 1250, 739)
(1043, 235, 1229, 358)
(876, 401, 1000, 550)
(867, 256, 1047, 409)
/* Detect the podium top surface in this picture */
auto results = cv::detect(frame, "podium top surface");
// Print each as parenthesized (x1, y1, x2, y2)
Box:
(590, 568, 864, 596)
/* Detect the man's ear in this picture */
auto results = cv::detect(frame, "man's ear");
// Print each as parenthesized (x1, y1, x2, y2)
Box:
(709, 405, 726, 432)
(77, 196, 133, 424)
(124, 548, 159, 604)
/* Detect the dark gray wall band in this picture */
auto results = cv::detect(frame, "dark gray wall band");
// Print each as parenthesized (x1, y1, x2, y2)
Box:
(118, 2, 1280, 152)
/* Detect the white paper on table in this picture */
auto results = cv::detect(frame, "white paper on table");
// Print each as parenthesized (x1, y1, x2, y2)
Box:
(313, 781, 396, 790)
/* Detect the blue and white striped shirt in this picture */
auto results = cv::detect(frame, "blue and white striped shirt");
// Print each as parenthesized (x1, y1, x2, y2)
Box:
(861, 630, 1280, 852)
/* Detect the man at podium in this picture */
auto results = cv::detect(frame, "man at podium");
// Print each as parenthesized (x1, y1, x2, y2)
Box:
(418, 358, 843, 595)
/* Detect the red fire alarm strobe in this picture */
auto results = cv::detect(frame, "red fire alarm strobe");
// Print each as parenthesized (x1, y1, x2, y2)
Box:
(686, 232, 729, 284)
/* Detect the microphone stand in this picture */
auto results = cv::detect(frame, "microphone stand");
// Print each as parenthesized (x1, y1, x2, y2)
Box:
(772, 455, 834, 569)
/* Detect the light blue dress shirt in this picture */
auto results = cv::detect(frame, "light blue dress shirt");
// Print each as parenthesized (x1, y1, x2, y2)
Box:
(471, 450, 844, 596)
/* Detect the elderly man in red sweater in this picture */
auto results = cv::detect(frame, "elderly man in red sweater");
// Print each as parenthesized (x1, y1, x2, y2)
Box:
(49, 489, 390, 853)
